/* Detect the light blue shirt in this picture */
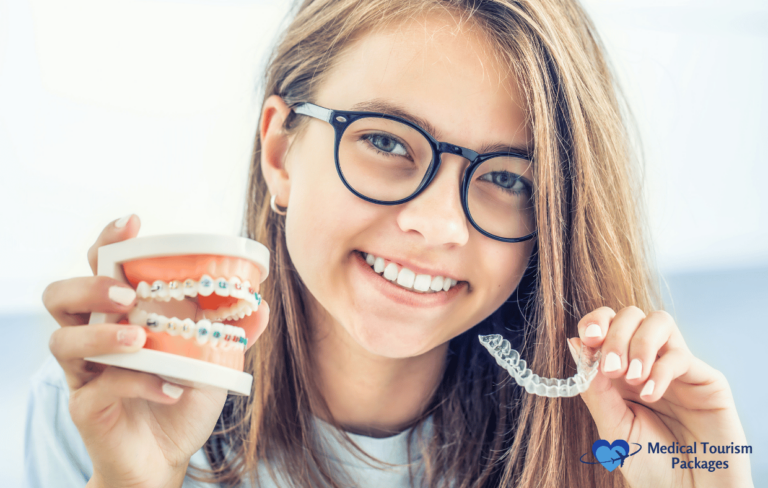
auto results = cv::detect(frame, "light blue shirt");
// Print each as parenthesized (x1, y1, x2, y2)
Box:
(24, 356, 433, 487)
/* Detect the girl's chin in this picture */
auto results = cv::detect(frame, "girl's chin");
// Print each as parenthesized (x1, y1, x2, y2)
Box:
(347, 320, 442, 359)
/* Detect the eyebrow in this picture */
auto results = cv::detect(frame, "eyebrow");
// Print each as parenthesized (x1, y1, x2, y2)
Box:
(349, 98, 533, 158)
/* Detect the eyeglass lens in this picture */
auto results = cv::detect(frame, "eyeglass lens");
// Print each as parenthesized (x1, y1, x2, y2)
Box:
(338, 116, 535, 239)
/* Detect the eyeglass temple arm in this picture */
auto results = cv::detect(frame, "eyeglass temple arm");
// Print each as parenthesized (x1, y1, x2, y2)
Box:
(293, 103, 333, 123)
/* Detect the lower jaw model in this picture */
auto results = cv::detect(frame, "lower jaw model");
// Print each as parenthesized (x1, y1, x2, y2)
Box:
(87, 234, 270, 396)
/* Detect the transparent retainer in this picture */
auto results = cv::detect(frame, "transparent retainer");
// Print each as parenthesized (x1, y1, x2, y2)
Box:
(478, 334, 601, 398)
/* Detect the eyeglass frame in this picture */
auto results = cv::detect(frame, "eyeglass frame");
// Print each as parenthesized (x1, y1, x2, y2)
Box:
(290, 101, 538, 243)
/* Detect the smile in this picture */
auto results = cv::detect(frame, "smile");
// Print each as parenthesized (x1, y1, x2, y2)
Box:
(358, 251, 460, 294)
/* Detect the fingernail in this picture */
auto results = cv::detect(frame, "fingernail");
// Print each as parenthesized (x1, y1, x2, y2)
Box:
(114, 214, 133, 228)
(109, 286, 136, 306)
(626, 359, 643, 380)
(117, 326, 143, 346)
(640, 379, 655, 398)
(603, 352, 621, 372)
(584, 323, 602, 338)
(162, 382, 184, 399)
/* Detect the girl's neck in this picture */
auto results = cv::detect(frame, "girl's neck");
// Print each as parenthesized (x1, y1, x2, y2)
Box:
(309, 300, 448, 438)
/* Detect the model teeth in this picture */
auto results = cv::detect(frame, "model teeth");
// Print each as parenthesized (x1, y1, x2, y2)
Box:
(132, 276, 261, 319)
(127, 310, 247, 350)
(362, 252, 459, 293)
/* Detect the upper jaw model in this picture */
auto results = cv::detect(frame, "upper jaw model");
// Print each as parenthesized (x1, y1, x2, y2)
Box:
(87, 234, 270, 396)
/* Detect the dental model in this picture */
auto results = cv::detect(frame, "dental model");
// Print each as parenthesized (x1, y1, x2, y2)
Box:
(87, 234, 269, 396)
(478, 334, 601, 398)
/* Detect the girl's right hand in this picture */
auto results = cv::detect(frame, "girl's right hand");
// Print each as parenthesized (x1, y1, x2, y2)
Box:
(42, 216, 271, 488)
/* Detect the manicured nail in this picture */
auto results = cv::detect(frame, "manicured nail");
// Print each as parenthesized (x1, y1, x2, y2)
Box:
(626, 359, 643, 380)
(117, 326, 143, 346)
(640, 380, 655, 398)
(109, 286, 136, 306)
(114, 214, 132, 228)
(584, 323, 602, 338)
(162, 382, 184, 399)
(603, 352, 621, 372)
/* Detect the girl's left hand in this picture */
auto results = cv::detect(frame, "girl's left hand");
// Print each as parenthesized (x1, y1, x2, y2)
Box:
(569, 306, 753, 488)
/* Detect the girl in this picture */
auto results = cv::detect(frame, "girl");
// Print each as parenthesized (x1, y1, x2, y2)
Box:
(32, 0, 752, 487)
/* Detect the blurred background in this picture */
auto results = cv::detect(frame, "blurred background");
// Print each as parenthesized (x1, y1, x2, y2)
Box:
(1, 0, 766, 485)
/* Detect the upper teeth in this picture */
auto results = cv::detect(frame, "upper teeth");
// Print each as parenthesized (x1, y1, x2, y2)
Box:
(363, 253, 458, 293)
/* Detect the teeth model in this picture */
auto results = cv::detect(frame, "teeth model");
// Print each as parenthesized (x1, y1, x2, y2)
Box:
(362, 252, 459, 293)
(478, 334, 601, 398)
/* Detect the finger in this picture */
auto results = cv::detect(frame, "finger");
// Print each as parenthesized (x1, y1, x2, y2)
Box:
(637, 349, 692, 403)
(576, 306, 616, 347)
(87, 214, 141, 275)
(598, 306, 647, 379)
(43, 276, 137, 327)
(70, 366, 184, 433)
(568, 336, 633, 440)
(624, 310, 675, 385)
(50, 323, 146, 390)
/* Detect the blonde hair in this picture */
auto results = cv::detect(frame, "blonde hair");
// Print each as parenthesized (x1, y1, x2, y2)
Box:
(193, 0, 659, 486)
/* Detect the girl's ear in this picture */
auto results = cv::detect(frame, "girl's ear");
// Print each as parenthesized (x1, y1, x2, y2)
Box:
(260, 94, 294, 207)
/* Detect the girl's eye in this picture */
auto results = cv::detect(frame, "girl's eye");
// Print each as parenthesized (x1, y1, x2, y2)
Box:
(363, 133, 409, 157)
(479, 171, 529, 195)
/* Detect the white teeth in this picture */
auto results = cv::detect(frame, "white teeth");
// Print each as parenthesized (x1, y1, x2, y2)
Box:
(222, 325, 234, 350)
(413, 274, 432, 292)
(181, 318, 196, 339)
(214, 278, 230, 297)
(383, 263, 399, 281)
(136, 282, 151, 299)
(229, 277, 243, 299)
(183, 279, 198, 297)
(150, 280, 168, 300)
(146, 312, 160, 331)
(210, 322, 224, 347)
(196, 319, 211, 345)
(430, 276, 444, 292)
(156, 314, 170, 332)
(396, 267, 415, 289)
(125, 310, 245, 349)
(166, 317, 181, 336)
(168, 281, 184, 300)
(362, 252, 461, 294)
(198, 275, 214, 297)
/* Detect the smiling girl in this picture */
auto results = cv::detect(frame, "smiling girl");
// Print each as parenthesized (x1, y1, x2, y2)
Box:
(30, 0, 752, 487)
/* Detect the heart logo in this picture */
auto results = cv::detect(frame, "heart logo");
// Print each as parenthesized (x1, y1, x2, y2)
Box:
(592, 439, 630, 472)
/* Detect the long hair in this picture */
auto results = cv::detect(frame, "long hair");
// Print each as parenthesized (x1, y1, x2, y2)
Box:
(192, 0, 659, 486)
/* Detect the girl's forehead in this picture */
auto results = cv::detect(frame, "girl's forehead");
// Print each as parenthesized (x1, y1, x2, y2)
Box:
(316, 14, 532, 152)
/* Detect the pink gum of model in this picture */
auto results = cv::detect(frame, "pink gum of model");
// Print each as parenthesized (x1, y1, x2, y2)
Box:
(122, 254, 265, 372)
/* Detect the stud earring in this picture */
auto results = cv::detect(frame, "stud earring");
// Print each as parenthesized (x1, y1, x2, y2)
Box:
(270, 194, 287, 216)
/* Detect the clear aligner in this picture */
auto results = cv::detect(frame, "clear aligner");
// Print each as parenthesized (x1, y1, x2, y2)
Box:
(478, 334, 601, 398)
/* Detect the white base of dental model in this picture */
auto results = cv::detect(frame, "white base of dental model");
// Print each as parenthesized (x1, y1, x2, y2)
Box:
(87, 234, 270, 396)
(478, 334, 601, 397)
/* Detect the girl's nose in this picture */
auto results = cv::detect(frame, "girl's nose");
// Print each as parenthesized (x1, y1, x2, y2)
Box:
(395, 154, 470, 247)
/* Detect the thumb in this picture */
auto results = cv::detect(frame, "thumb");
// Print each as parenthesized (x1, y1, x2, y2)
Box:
(567, 337, 631, 440)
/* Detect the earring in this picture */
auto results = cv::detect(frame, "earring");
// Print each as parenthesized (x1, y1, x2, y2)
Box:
(270, 194, 287, 216)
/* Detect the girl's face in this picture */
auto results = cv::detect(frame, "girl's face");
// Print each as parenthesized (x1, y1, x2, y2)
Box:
(277, 14, 535, 358)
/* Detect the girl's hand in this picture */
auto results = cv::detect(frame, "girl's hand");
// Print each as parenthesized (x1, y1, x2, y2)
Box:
(569, 306, 753, 488)
(42, 216, 271, 488)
